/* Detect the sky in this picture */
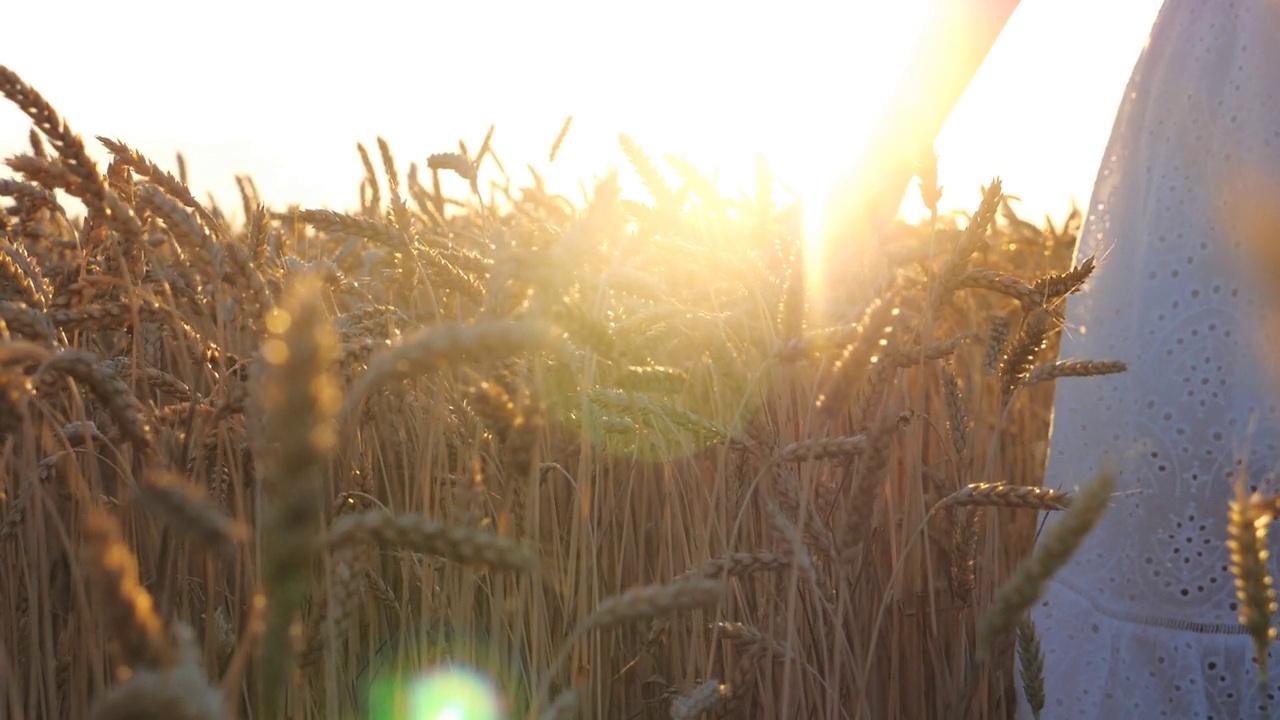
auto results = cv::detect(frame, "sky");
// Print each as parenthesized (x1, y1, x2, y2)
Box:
(1, 0, 1165, 232)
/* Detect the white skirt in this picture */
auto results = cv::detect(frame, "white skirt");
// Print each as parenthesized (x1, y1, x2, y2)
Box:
(1020, 1, 1280, 718)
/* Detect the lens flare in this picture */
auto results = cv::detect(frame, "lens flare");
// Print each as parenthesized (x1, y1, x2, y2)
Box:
(369, 666, 506, 720)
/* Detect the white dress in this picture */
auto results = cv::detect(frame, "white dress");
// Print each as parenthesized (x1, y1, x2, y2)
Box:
(1022, 1, 1280, 718)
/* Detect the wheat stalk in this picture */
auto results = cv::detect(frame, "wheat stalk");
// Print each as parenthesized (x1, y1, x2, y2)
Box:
(256, 274, 341, 714)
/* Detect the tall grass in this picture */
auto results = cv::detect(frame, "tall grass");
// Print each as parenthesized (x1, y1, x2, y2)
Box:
(0, 64, 1127, 719)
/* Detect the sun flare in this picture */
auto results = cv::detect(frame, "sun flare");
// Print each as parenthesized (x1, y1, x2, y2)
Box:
(582, 1, 931, 262)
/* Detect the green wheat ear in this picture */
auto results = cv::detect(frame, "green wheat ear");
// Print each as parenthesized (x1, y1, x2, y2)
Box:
(977, 466, 1115, 658)
(258, 274, 341, 716)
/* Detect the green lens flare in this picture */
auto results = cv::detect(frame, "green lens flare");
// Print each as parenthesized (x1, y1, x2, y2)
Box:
(369, 666, 505, 720)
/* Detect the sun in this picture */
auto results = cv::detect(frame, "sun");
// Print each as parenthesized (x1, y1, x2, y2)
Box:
(559, 1, 929, 309)
(484, 0, 939, 317)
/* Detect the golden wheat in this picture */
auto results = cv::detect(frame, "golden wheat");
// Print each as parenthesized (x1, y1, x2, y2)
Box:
(935, 483, 1073, 512)
(1228, 483, 1279, 679)
(0, 63, 1140, 719)
(80, 508, 175, 674)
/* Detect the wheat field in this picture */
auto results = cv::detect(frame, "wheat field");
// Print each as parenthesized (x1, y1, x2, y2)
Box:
(0, 63, 1138, 719)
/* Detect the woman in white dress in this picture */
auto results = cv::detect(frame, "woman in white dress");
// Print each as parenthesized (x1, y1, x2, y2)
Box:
(826, 1, 1280, 717)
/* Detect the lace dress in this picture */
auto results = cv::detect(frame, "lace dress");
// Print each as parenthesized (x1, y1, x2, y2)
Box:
(1019, 1, 1280, 718)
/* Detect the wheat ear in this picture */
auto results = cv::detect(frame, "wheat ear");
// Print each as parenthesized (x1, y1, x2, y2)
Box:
(298, 549, 366, 670)
(935, 483, 1073, 512)
(1228, 484, 1279, 680)
(97, 136, 221, 233)
(81, 508, 175, 674)
(340, 319, 556, 427)
(134, 470, 247, 555)
(324, 511, 537, 572)
(539, 579, 724, 713)
(780, 434, 868, 462)
(1022, 359, 1127, 386)
(38, 349, 152, 451)
(977, 466, 1114, 657)
(88, 623, 227, 720)
(1017, 614, 1046, 720)
(669, 679, 728, 720)
(0, 65, 102, 195)
(686, 551, 791, 581)
(541, 684, 582, 720)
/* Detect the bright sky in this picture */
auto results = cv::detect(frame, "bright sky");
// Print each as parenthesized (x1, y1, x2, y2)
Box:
(2, 0, 1164, 230)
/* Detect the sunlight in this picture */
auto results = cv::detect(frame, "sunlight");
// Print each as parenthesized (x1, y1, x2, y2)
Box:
(580, 1, 929, 250)
(0, 0, 1162, 247)
(532, 0, 932, 322)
